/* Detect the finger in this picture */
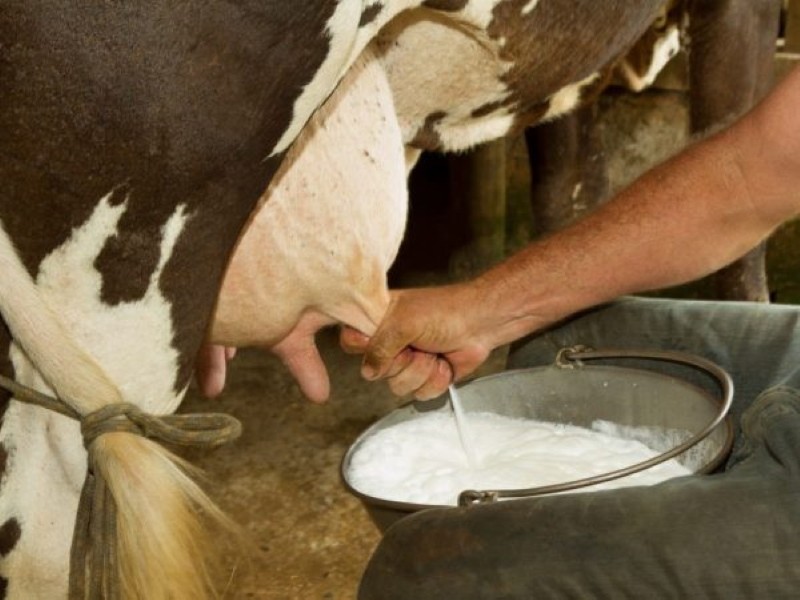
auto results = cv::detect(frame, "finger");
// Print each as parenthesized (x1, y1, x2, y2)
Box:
(195, 344, 229, 398)
(363, 325, 416, 380)
(413, 358, 454, 401)
(387, 351, 439, 397)
(340, 326, 370, 354)
(385, 348, 414, 378)
(270, 335, 331, 403)
(225, 346, 237, 361)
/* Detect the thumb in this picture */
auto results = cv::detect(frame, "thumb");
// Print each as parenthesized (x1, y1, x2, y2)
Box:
(362, 324, 412, 380)
(270, 334, 331, 403)
(362, 293, 417, 380)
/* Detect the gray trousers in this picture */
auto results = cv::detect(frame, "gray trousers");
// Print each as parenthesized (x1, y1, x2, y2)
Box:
(359, 297, 800, 599)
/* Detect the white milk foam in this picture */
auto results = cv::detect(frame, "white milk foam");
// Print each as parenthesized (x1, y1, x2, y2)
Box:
(347, 411, 692, 506)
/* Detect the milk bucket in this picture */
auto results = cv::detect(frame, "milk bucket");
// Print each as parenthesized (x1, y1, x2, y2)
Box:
(341, 347, 733, 531)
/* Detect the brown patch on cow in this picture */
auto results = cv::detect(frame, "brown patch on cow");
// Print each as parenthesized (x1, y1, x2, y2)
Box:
(409, 111, 447, 150)
(0, 2, 343, 393)
(360, 3, 383, 27)
(0, 319, 13, 478)
(0, 519, 20, 557)
(486, 0, 664, 130)
(510, 100, 551, 135)
(422, 0, 469, 11)
(0, 575, 7, 599)
(0, 319, 13, 406)
(471, 99, 507, 119)
(94, 185, 164, 304)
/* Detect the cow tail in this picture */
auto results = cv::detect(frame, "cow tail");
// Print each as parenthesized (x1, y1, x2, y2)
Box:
(0, 225, 229, 599)
(94, 435, 232, 599)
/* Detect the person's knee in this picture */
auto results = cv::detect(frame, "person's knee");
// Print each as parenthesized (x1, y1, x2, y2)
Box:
(731, 386, 800, 474)
(359, 510, 454, 600)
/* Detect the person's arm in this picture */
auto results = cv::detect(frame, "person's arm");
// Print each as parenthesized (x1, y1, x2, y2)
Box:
(354, 66, 800, 399)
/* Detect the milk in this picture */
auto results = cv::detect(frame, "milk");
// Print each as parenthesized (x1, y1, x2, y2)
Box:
(347, 411, 692, 506)
(449, 385, 480, 468)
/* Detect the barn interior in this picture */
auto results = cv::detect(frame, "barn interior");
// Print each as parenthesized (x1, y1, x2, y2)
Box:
(178, 3, 800, 598)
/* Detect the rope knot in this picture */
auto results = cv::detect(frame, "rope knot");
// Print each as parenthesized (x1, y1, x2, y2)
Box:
(81, 403, 144, 447)
(80, 401, 243, 450)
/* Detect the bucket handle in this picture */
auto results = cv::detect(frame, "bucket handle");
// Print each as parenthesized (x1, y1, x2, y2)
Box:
(458, 345, 733, 506)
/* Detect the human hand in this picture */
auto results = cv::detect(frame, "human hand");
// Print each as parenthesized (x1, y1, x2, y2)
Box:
(340, 284, 494, 400)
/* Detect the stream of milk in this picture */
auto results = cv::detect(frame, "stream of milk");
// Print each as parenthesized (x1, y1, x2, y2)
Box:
(448, 385, 480, 468)
(347, 410, 692, 506)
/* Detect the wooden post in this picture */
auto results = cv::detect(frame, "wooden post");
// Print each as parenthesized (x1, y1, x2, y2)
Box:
(688, 0, 781, 301)
(524, 102, 608, 236)
(447, 140, 507, 278)
(787, 0, 800, 53)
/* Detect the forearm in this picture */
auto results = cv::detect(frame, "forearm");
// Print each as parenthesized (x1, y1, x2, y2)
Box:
(359, 69, 800, 400)
(477, 73, 800, 348)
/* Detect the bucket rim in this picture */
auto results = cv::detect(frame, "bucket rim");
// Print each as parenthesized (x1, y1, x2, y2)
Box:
(341, 347, 734, 512)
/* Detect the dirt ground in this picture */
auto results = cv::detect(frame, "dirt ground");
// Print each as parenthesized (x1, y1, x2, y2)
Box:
(180, 330, 507, 600)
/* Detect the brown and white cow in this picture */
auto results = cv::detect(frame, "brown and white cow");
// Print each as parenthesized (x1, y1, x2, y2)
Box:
(0, 1, 674, 597)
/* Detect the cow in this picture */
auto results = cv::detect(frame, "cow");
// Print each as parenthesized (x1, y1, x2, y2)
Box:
(0, 2, 676, 597)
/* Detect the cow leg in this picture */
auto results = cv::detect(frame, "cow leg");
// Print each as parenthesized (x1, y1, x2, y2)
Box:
(688, 0, 782, 301)
(524, 102, 609, 236)
(448, 140, 508, 278)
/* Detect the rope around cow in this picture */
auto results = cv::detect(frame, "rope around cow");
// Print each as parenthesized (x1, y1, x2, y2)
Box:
(0, 373, 242, 599)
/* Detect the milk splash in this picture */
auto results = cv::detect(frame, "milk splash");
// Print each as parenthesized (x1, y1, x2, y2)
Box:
(449, 384, 480, 468)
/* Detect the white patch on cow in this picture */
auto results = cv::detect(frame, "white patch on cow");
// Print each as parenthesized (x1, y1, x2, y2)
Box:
(437, 112, 515, 152)
(521, 0, 540, 15)
(542, 72, 600, 121)
(0, 194, 189, 597)
(619, 26, 680, 92)
(0, 346, 80, 600)
(36, 196, 187, 415)
(457, 0, 505, 29)
(377, 9, 514, 152)
(269, 1, 363, 156)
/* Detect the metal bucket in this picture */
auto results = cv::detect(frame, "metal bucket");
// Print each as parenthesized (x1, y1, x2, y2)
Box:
(341, 346, 734, 532)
